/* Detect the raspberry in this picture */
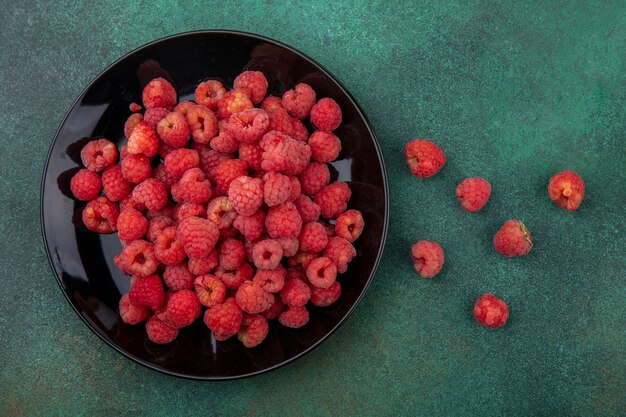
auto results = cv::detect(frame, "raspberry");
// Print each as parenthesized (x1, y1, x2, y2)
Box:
(210, 130, 239, 154)
(163, 263, 194, 291)
(263, 171, 292, 207)
(474, 294, 509, 328)
(81, 139, 118, 172)
(310, 98, 342, 132)
(310, 281, 341, 307)
(128, 121, 159, 157)
(456, 178, 492, 212)
(146, 201, 175, 220)
(233, 71, 268, 104)
(147, 216, 174, 242)
(299, 162, 330, 196)
(219, 238, 246, 270)
(117, 208, 148, 241)
(548, 170, 585, 211)
(235, 281, 274, 314)
(220, 262, 254, 290)
(411, 240, 444, 278)
(214, 159, 248, 193)
(267, 108, 294, 136)
(308, 131, 341, 163)
(288, 176, 301, 202)
(82, 196, 119, 233)
(129, 274, 165, 310)
(171, 168, 212, 204)
(228, 175, 263, 216)
(204, 298, 243, 340)
(199, 198, 233, 231)
(494, 220, 533, 257)
(228, 108, 269, 143)
(70, 169, 101, 201)
(291, 119, 309, 142)
(145, 316, 178, 344)
(119, 293, 151, 325)
(233, 210, 265, 241)
(157, 111, 190, 148)
(186, 104, 218, 144)
(124, 113, 143, 139)
(194, 80, 226, 110)
(142, 77, 176, 109)
(238, 314, 269, 348)
(129, 102, 142, 112)
(314, 182, 351, 219)
(265, 202, 303, 239)
(121, 154, 151, 184)
(194, 274, 226, 307)
(263, 297, 285, 320)
(252, 239, 283, 270)
(154, 226, 186, 266)
(276, 237, 299, 257)
(261, 96, 283, 112)
(335, 210, 364, 242)
(188, 249, 219, 275)
(238, 143, 263, 171)
(282, 83, 316, 119)
(294, 195, 321, 223)
(177, 217, 219, 259)
(306, 257, 337, 288)
(192, 144, 233, 181)
(115, 240, 159, 277)
(174, 100, 195, 116)
(288, 252, 318, 269)
(119, 196, 143, 212)
(173, 202, 205, 223)
(144, 107, 170, 129)
(253, 266, 286, 293)
(101, 165, 132, 201)
(132, 178, 168, 211)
(278, 305, 309, 328)
(404, 139, 446, 178)
(164, 148, 199, 179)
(298, 222, 329, 253)
(160, 289, 202, 328)
(217, 88, 253, 120)
(323, 236, 356, 273)
(280, 276, 311, 307)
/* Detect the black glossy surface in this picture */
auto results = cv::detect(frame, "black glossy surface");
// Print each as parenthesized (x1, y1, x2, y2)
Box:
(41, 30, 388, 380)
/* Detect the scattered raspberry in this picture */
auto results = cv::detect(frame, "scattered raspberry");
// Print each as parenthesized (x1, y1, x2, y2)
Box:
(210, 130, 239, 154)
(145, 316, 178, 344)
(194, 80, 226, 110)
(253, 266, 286, 293)
(261, 96, 283, 112)
(291, 119, 309, 142)
(177, 217, 219, 259)
(188, 249, 219, 275)
(314, 182, 351, 219)
(70, 169, 102, 201)
(217, 88, 253, 120)
(81, 139, 118, 172)
(294, 195, 321, 223)
(219, 238, 246, 270)
(163, 263, 194, 291)
(265, 202, 303, 239)
(308, 131, 341, 163)
(124, 113, 143, 139)
(204, 298, 244, 340)
(102, 165, 132, 201)
(119, 293, 151, 324)
(214, 159, 248, 193)
(142, 77, 176, 109)
(144, 107, 170, 129)
(194, 274, 226, 307)
(323, 236, 356, 273)
(220, 262, 254, 290)
(128, 121, 159, 157)
(404, 139, 446, 178)
(238, 314, 269, 348)
(310, 281, 341, 307)
(306, 256, 337, 288)
(157, 111, 190, 148)
(121, 154, 152, 184)
(186, 104, 218, 144)
(129, 274, 165, 310)
(174, 100, 195, 116)
(161, 289, 202, 328)
(548, 170, 585, 211)
(278, 305, 309, 328)
(238, 143, 263, 170)
(456, 178, 492, 212)
(335, 210, 364, 242)
(154, 226, 186, 266)
(171, 168, 212, 204)
(299, 162, 330, 196)
(117, 208, 148, 242)
(267, 108, 294, 136)
(411, 240, 444, 278)
(263, 171, 292, 207)
(474, 294, 509, 328)
(132, 178, 168, 211)
(82, 196, 119, 233)
(235, 281, 274, 314)
(205, 196, 237, 229)
(280, 275, 311, 307)
(298, 222, 329, 253)
(129, 102, 142, 113)
(282, 83, 316, 119)
(228, 108, 269, 143)
(228, 175, 263, 216)
(252, 239, 284, 270)
(310, 98, 342, 132)
(164, 148, 199, 179)
(263, 297, 285, 320)
(276, 237, 299, 257)
(233, 210, 265, 241)
(234, 71, 268, 104)
(494, 220, 533, 257)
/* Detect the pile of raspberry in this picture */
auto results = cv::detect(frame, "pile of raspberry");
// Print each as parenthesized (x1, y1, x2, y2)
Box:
(69, 72, 365, 346)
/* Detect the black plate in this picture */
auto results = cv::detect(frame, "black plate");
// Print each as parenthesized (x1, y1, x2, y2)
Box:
(41, 30, 388, 380)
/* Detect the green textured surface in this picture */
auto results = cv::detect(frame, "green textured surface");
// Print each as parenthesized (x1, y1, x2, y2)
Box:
(0, 1, 624, 416)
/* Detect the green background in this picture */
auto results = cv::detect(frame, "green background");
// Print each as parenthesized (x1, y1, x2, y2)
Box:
(1, 1, 624, 416)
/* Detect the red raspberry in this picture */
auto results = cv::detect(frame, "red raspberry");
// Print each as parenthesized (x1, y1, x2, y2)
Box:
(238, 314, 269, 348)
(115, 240, 159, 277)
(173, 202, 205, 223)
(291, 119, 309, 142)
(164, 148, 199, 179)
(474, 294, 509, 328)
(102, 165, 132, 201)
(263, 171, 292, 207)
(117, 208, 148, 241)
(252, 239, 283, 270)
(456, 178, 492, 212)
(124, 113, 143, 139)
(253, 266, 286, 293)
(306, 257, 337, 288)
(298, 221, 329, 253)
(70, 169, 102, 201)
(228, 108, 269, 143)
(144, 107, 170, 129)
(142, 77, 177, 109)
(129, 274, 165, 310)
(177, 217, 219, 259)
(163, 263, 194, 291)
(548, 170, 585, 211)
(145, 316, 178, 344)
(228, 175, 263, 216)
(282, 83, 316, 119)
(294, 195, 321, 223)
(129, 102, 142, 112)
(194, 274, 226, 307)
(128, 121, 158, 157)
(146, 201, 175, 221)
(277, 237, 299, 257)
(157, 111, 190, 148)
(194, 80, 226, 110)
(335, 210, 364, 242)
(204, 298, 243, 340)
(119, 196, 143, 212)
(261, 96, 283, 112)
(154, 226, 186, 266)
(308, 131, 341, 163)
(235, 281, 274, 314)
(219, 238, 246, 270)
(310, 281, 341, 307)
(188, 249, 219, 275)
(214, 159, 248, 193)
(265, 202, 303, 239)
(186, 104, 218, 144)
(121, 154, 151, 184)
(411, 240, 444, 278)
(81, 139, 118, 172)
(147, 216, 174, 242)
(263, 297, 285, 320)
(280, 275, 311, 307)
(238, 143, 263, 171)
(160, 289, 201, 328)
(233, 210, 265, 241)
(323, 236, 356, 273)
(204, 197, 235, 230)
(150, 165, 175, 191)
(404, 139, 446, 178)
(132, 178, 168, 211)
(288, 176, 301, 202)
(234, 71, 268, 104)
(314, 182, 351, 219)
(217, 88, 253, 120)
(192, 145, 232, 182)
(82, 196, 119, 233)
(310, 98, 342, 132)
(493, 220, 533, 257)
(220, 262, 253, 290)
(158, 142, 176, 159)
(210, 130, 239, 154)
(267, 108, 294, 136)
(171, 168, 212, 204)
(174, 100, 195, 116)
(278, 305, 309, 328)
(119, 293, 151, 325)
(299, 162, 330, 196)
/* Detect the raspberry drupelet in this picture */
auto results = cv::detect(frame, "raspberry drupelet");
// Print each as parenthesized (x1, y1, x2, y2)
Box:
(474, 294, 509, 328)
(70, 169, 102, 201)
(548, 170, 585, 211)
(411, 240, 445, 278)
(493, 220, 532, 257)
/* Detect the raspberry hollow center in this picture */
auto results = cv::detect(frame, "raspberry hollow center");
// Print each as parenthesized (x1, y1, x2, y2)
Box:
(135, 254, 146, 265)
